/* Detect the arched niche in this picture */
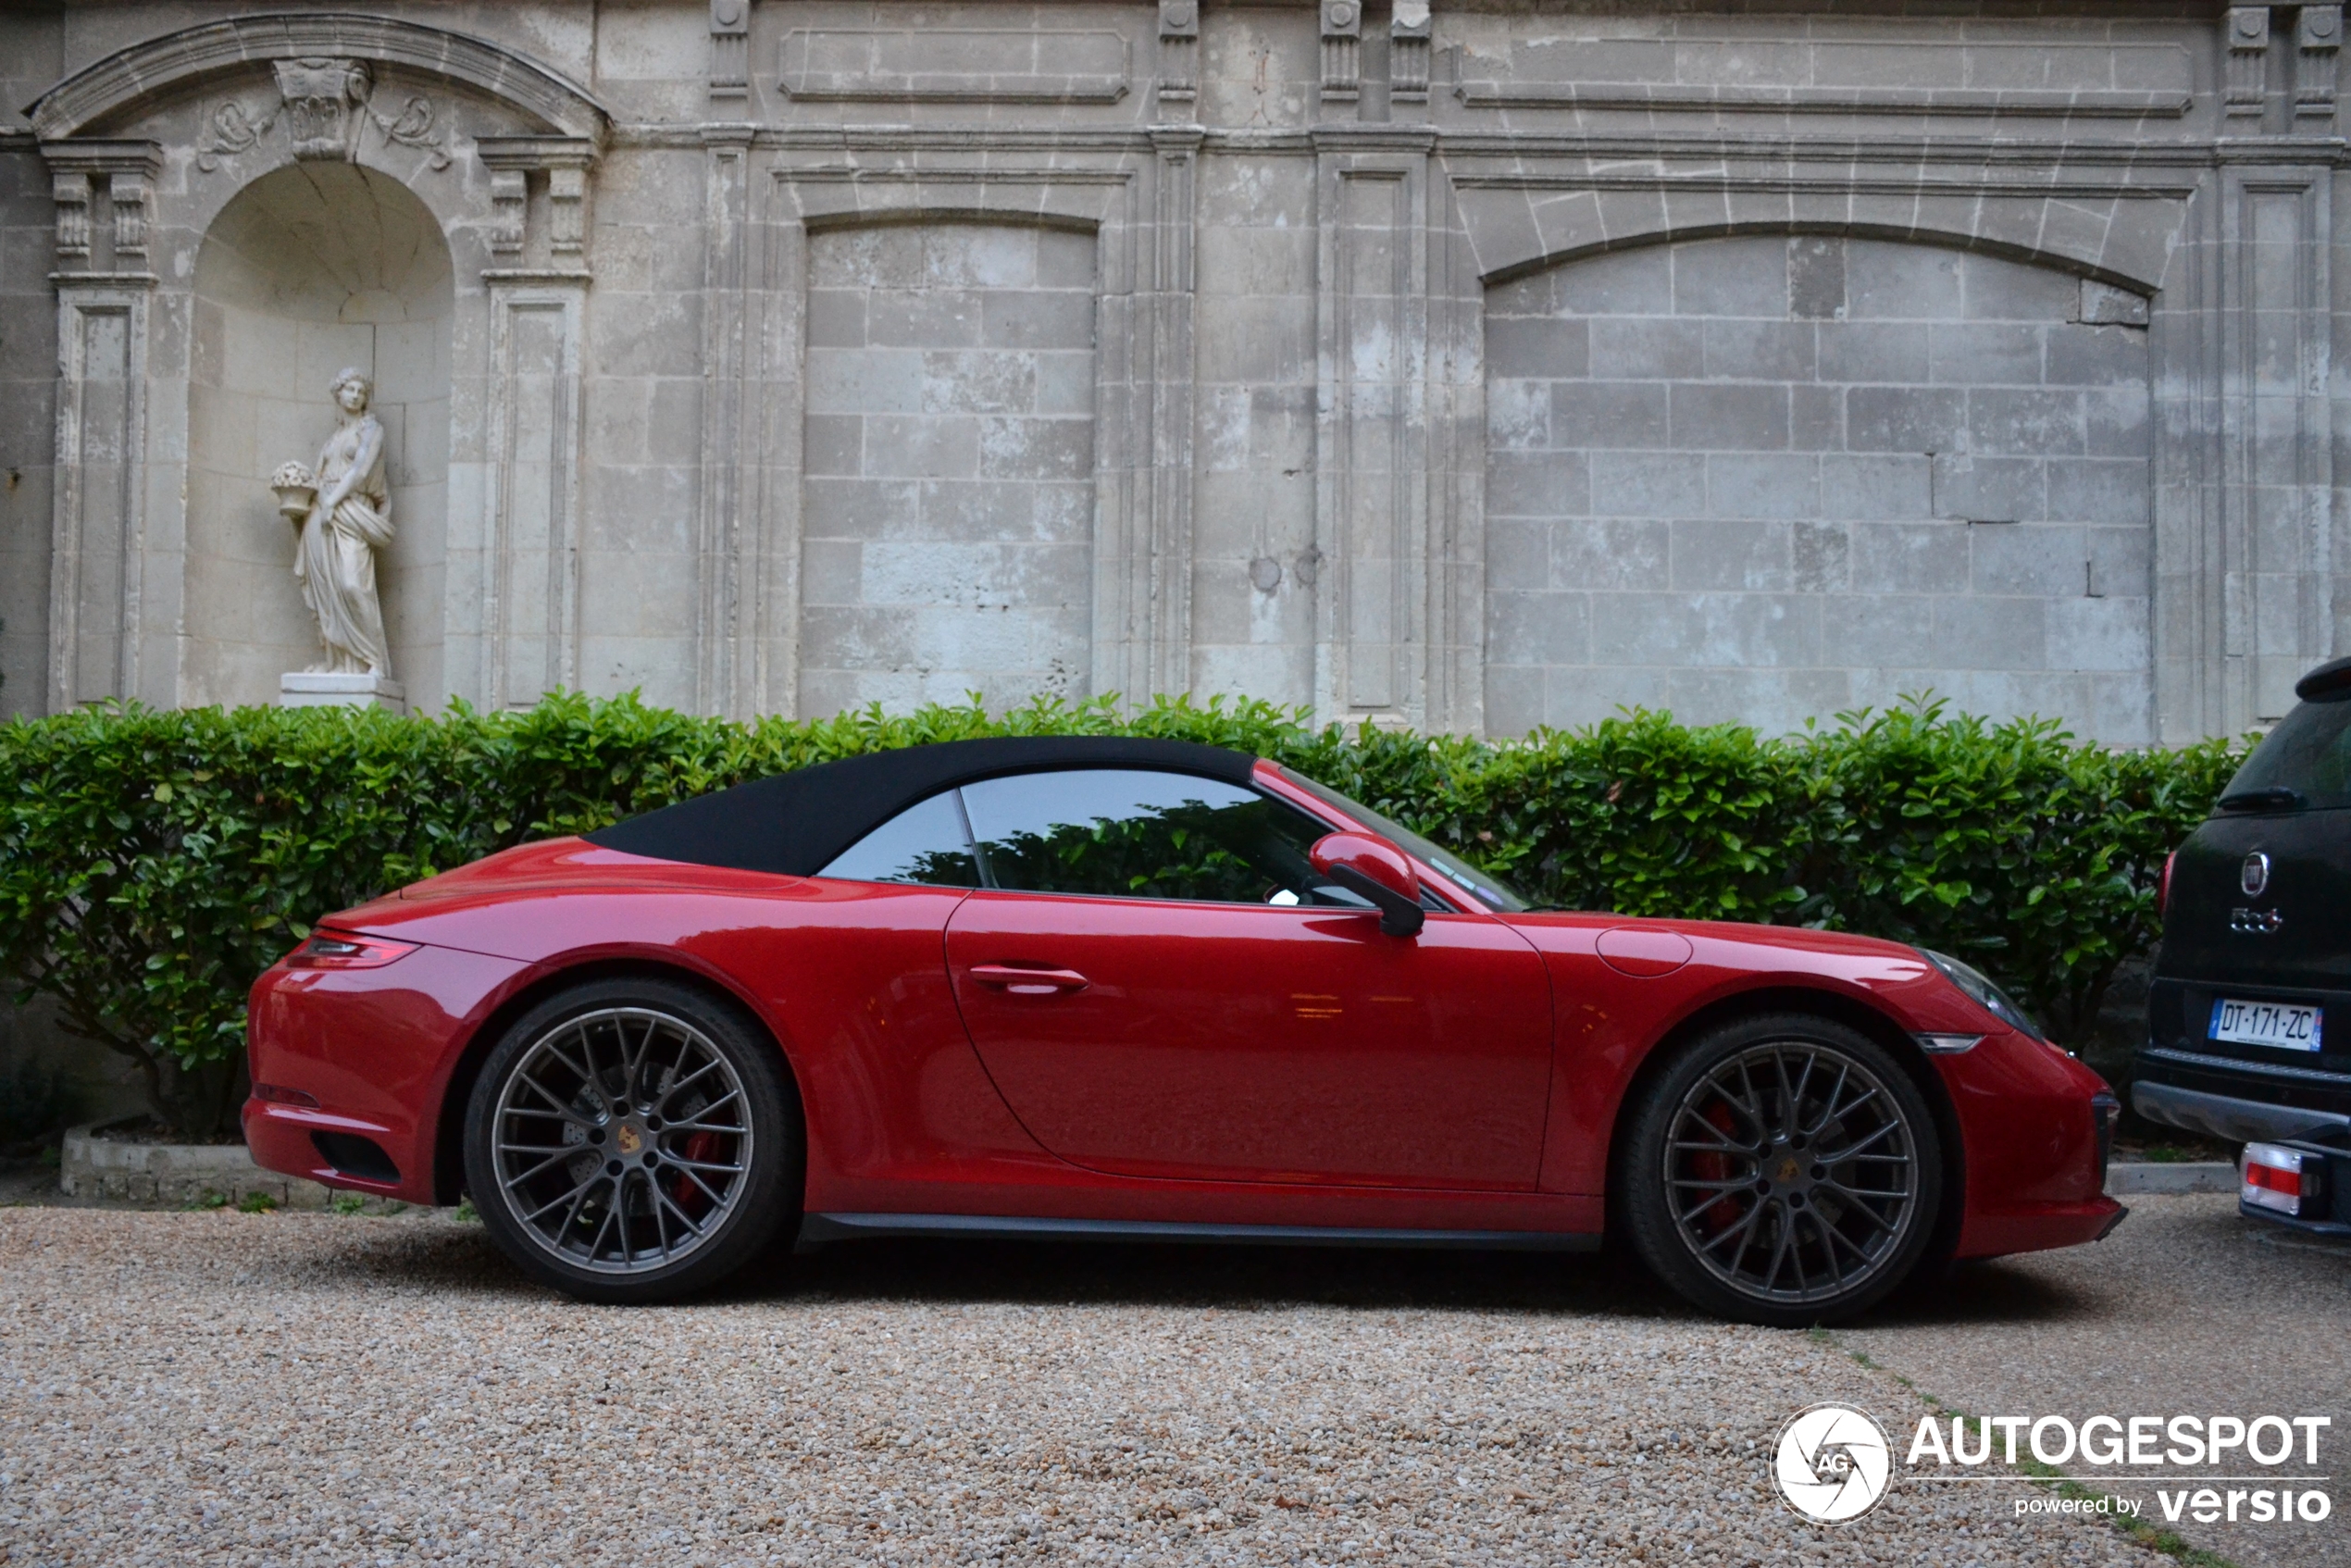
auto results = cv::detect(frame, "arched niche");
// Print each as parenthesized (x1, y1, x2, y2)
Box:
(1481, 231, 2157, 742)
(187, 162, 454, 706)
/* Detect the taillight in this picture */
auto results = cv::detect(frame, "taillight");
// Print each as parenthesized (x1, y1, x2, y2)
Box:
(2158, 850, 2177, 917)
(2242, 1143, 2328, 1218)
(283, 931, 418, 970)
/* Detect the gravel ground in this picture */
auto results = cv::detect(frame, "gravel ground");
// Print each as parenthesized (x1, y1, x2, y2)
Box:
(0, 1208, 2170, 1568)
(1838, 1193, 2351, 1568)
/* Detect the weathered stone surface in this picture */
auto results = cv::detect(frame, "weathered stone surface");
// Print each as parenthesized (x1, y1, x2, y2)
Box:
(1, 3, 2338, 741)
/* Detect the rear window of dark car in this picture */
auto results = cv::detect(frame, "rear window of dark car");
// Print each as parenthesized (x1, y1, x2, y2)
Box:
(2223, 697, 2351, 811)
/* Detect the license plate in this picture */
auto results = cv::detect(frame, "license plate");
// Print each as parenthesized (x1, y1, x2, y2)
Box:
(2208, 999, 2323, 1052)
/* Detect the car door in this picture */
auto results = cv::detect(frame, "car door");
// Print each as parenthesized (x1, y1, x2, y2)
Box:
(939, 767, 1555, 1188)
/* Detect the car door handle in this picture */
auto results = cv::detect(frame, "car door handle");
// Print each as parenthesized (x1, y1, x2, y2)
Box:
(967, 964, 1091, 995)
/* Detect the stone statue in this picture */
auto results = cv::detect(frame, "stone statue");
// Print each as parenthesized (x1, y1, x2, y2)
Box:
(275, 367, 394, 678)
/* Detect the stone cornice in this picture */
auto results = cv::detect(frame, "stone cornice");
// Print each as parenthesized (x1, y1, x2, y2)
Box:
(25, 12, 610, 143)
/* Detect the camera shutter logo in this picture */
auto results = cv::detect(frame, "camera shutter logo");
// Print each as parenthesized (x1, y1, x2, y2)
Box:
(2241, 852, 2270, 898)
(1773, 1404, 1894, 1524)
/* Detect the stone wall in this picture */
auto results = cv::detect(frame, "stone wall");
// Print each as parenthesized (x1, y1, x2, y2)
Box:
(1, 2, 2345, 743)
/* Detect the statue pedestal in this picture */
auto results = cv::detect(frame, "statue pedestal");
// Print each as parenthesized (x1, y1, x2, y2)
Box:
(279, 672, 406, 713)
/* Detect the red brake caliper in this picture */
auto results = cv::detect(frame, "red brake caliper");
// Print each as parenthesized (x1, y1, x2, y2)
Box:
(1690, 1101, 1744, 1236)
(672, 1130, 721, 1219)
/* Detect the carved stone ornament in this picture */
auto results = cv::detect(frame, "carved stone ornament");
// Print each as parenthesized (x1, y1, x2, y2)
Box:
(196, 56, 453, 172)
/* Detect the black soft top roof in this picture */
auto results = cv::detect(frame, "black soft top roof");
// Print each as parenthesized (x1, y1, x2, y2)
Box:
(585, 735, 1259, 877)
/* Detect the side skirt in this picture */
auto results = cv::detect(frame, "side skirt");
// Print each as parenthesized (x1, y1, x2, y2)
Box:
(797, 1212, 1602, 1252)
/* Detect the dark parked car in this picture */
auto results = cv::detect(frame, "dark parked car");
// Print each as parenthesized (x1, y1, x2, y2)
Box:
(2136, 654, 2351, 1235)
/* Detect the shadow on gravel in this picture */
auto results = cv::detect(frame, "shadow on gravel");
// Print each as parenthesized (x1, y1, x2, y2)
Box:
(727, 1238, 1699, 1321)
(1872, 1259, 2095, 1327)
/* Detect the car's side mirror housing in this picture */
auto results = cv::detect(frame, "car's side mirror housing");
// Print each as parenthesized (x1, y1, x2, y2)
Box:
(1310, 831, 1426, 938)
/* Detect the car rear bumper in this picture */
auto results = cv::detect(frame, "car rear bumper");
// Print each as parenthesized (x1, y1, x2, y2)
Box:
(2133, 1076, 2351, 1143)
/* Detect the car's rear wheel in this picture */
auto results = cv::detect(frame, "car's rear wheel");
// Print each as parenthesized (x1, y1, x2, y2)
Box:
(1620, 1013, 1943, 1327)
(462, 977, 800, 1303)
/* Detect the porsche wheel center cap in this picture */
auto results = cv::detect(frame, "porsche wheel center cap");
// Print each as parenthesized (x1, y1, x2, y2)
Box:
(615, 1123, 643, 1157)
(1774, 1155, 1801, 1184)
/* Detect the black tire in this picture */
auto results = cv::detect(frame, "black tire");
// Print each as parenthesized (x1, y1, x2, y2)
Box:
(463, 976, 802, 1303)
(1619, 1012, 1944, 1327)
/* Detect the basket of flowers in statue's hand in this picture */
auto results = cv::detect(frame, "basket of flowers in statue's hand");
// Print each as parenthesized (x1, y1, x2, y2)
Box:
(269, 462, 317, 524)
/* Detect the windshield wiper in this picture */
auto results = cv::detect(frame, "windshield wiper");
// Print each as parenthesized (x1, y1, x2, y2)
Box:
(2217, 785, 2308, 813)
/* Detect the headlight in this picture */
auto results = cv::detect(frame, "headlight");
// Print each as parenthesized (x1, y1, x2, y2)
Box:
(1921, 949, 2046, 1041)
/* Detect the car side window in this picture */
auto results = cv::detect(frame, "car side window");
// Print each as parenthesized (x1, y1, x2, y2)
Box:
(815, 789, 983, 887)
(959, 768, 1333, 904)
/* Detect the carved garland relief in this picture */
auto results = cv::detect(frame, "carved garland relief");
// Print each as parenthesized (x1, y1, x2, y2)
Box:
(196, 56, 452, 172)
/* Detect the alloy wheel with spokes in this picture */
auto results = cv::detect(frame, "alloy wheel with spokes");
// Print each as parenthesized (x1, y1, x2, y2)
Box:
(464, 979, 799, 1302)
(1623, 1014, 1943, 1325)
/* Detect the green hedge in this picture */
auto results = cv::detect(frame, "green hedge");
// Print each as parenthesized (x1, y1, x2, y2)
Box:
(0, 693, 2246, 1135)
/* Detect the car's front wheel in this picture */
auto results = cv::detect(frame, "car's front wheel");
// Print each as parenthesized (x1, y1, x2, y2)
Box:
(462, 977, 801, 1303)
(1620, 1013, 1944, 1326)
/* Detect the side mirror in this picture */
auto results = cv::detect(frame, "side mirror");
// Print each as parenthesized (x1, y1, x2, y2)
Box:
(1310, 831, 1425, 938)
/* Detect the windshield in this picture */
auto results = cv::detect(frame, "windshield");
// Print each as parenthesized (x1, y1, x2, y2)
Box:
(2221, 697, 2351, 811)
(1274, 765, 1532, 913)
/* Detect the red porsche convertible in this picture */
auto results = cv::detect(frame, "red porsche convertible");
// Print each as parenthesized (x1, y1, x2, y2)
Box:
(244, 736, 2122, 1325)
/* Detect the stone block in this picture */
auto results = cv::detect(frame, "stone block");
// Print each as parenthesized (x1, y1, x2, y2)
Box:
(1793, 521, 1850, 593)
(865, 290, 985, 349)
(1847, 387, 1966, 454)
(1929, 323, 2044, 387)
(2044, 324, 2148, 388)
(977, 417, 1093, 482)
(1704, 453, 1818, 518)
(921, 351, 1038, 416)
(1598, 591, 1817, 668)
(1671, 519, 1792, 591)
(1483, 661, 1544, 736)
(1485, 516, 1549, 589)
(865, 415, 981, 479)
(1817, 322, 1930, 386)
(1669, 236, 1791, 317)
(1551, 381, 1668, 449)
(1932, 454, 2045, 523)
(802, 415, 864, 478)
(806, 288, 867, 348)
(1548, 516, 1672, 591)
(1852, 521, 1972, 594)
(1960, 252, 2080, 322)
(1845, 243, 1964, 321)
(1818, 454, 1934, 520)
(1788, 385, 1843, 452)
(1588, 317, 1703, 380)
(1547, 247, 1674, 316)
(1590, 451, 1705, 519)
(1703, 319, 1816, 381)
(1787, 237, 1847, 319)
(1972, 521, 2085, 596)
(812, 227, 926, 290)
(1931, 594, 2047, 670)
(1485, 379, 1551, 450)
(1197, 226, 1316, 296)
(1671, 383, 1788, 451)
(2084, 384, 2153, 457)
(1968, 389, 2085, 455)
(2048, 595, 2151, 672)
(982, 291, 1097, 351)
(1033, 353, 1096, 416)
(806, 347, 925, 414)
(2086, 523, 2153, 596)
(2046, 458, 2151, 527)
(1484, 316, 1590, 380)
(1487, 590, 1591, 666)
(1486, 449, 1590, 516)
(1820, 593, 1934, 666)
